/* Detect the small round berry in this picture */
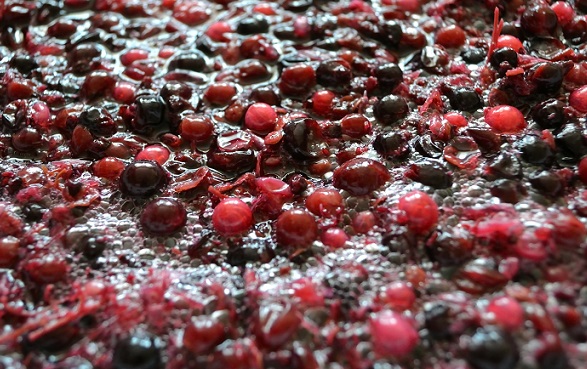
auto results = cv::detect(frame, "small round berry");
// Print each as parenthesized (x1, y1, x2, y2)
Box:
(551, 1, 575, 27)
(320, 228, 348, 248)
(486, 296, 524, 331)
(93, 157, 126, 180)
(531, 63, 564, 93)
(464, 327, 519, 369)
(120, 48, 149, 66)
(531, 99, 567, 129)
(374, 63, 403, 94)
(250, 86, 281, 106)
(435, 25, 466, 48)
(0, 236, 19, 268)
(444, 112, 468, 127)
(569, 86, 587, 113)
(383, 282, 416, 310)
(113, 81, 136, 104)
(244, 102, 277, 134)
(312, 90, 335, 116)
(352, 211, 376, 234)
(340, 114, 371, 138)
(275, 209, 318, 248)
(445, 87, 483, 112)
(316, 59, 352, 90)
(521, 4, 558, 37)
(120, 160, 167, 197)
(484, 105, 527, 133)
(236, 14, 269, 35)
(212, 198, 253, 237)
(140, 198, 187, 236)
(333, 158, 391, 196)
(279, 64, 316, 96)
(370, 311, 419, 358)
(180, 115, 214, 142)
(490, 48, 518, 69)
(136, 145, 170, 165)
(206, 21, 232, 42)
(305, 189, 344, 217)
(204, 83, 237, 106)
(398, 190, 439, 234)
(496, 35, 524, 52)
(374, 94, 409, 125)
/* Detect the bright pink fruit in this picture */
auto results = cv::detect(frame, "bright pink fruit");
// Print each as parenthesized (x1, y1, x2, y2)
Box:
(370, 311, 419, 358)
(212, 198, 253, 237)
(244, 102, 277, 134)
(484, 105, 527, 133)
(398, 190, 439, 234)
(486, 296, 524, 331)
(275, 209, 318, 248)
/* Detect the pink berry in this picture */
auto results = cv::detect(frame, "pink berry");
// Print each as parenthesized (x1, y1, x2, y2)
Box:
(352, 211, 376, 234)
(244, 102, 277, 134)
(255, 177, 293, 199)
(279, 64, 316, 96)
(484, 105, 527, 133)
(93, 157, 126, 180)
(550, 211, 587, 248)
(320, 227, 348, 248)
(383, 282, 416, 310)
(204, 83, 237, 106)
(173, 0, 210, 25)
(252, 3, 276, 15)
(29, 101, 51, 129)
(486, 296, 524, 331)
(569, 86, 587, 113)
(206, 21, 232, 42)
(305, 188, 344, 217)
(212, 198, 253, 237)
(136, 145, 170, 165)
(275, 209, 318, 248)
(435, 25, 466, 48)
(370, 311, 419, 358)
(551, 1, 575, 27)
(113, 81, 136, 104)
(120, 49, 149, 66)
(312, 90, 335, 116)
(444, 112, 468, 127)
(340, 114, 371, 138)
(180, 115, 214, 142)
(398, 190, 439, 234)
(292, 278, 324, 305)
(496, 35, 524, 52)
